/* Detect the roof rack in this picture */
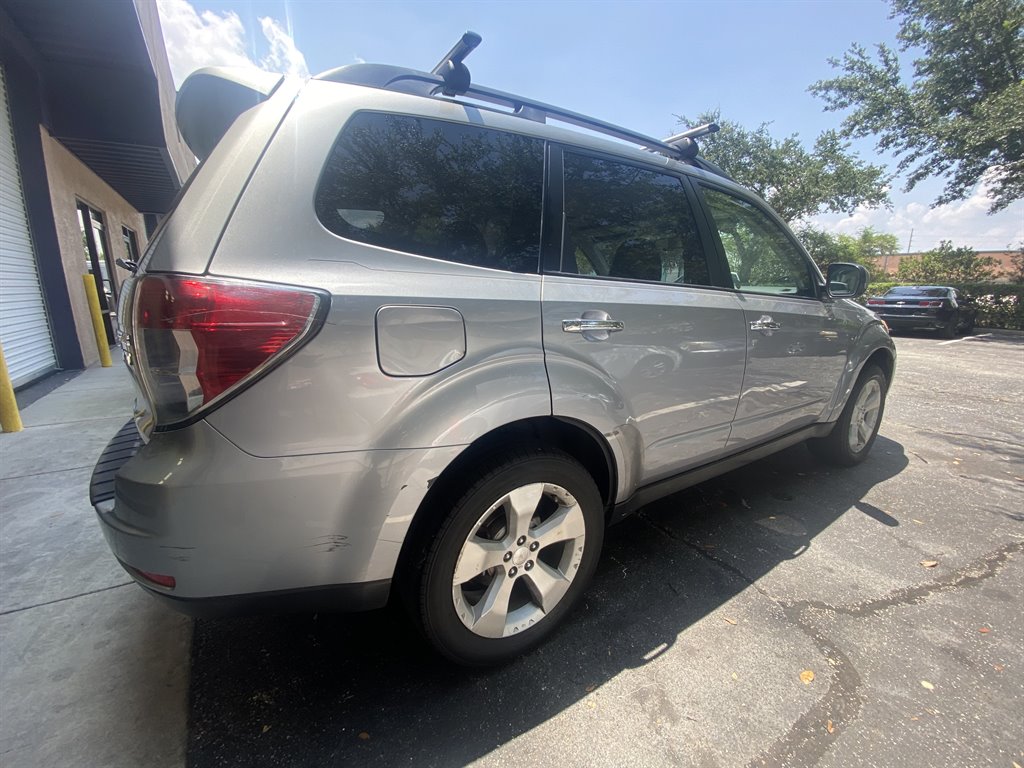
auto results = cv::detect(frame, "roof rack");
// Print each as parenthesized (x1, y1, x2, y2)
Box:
(316, 32, 731, 178)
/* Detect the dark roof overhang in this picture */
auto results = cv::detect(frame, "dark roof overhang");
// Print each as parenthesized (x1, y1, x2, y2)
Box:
(2, 0, 183, 213)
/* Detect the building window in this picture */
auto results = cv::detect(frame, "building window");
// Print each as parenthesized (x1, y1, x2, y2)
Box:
(121, 226, 140, 265)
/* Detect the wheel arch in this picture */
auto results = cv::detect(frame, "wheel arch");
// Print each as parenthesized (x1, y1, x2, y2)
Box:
(394, 416, 618, 588)
(864, 346, 895, 390)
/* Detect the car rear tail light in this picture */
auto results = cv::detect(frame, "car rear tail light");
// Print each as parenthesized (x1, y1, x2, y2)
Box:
(133, 275, 325, 427)
(866, 299, 884, 306)
(923, 300, 942, 307)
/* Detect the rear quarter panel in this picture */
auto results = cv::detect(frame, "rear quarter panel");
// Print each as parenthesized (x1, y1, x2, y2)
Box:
(203, 81, 552, 457)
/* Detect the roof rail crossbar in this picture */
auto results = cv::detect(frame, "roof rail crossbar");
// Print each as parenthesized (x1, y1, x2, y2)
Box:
(430, 31, 482, 96)
(664, 122, 720, 145)
(316, 63, 688, 160)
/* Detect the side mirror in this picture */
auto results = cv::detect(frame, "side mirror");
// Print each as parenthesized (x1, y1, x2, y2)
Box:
(826, 263, 869, 299)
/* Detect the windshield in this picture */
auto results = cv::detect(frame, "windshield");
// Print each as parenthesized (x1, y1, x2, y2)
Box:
(884, 287, 948, 297)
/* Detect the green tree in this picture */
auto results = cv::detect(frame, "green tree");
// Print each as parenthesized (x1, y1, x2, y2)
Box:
(810, 0, 1024, 213)
(896, 241, 1002, 282)
(677, 111, 890, 223)
(797, 226, 898, 275)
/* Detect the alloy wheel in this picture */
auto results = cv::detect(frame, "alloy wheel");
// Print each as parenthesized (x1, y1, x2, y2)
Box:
(451, 482, 586, 638)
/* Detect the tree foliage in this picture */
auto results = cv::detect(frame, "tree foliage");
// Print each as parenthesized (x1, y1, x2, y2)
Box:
(895, 241, 1002, 282)
(810, 0, 1024, 213)
(677, 111, 890, 223)
(797, 226, 899, 275)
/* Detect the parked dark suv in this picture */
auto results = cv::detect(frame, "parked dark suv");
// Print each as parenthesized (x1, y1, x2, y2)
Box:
(90, 34, 896, 664)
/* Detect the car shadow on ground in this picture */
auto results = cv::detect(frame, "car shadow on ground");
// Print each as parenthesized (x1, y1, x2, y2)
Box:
(183, 437, 909, 767)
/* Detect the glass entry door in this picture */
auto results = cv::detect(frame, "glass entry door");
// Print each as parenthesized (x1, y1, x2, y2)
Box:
(77, 202, 116, 345)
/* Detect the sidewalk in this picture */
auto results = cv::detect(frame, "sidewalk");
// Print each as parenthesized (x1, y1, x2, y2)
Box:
(0, 365, 190, 768)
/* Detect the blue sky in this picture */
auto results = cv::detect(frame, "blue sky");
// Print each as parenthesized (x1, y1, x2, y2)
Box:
(158, 0, 1023, 253)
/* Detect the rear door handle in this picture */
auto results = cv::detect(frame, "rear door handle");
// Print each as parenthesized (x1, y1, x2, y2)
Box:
(562, 319, 625, 333)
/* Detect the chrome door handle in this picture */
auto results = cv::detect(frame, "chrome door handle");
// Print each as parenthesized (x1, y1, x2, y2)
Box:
(749, 314, 781, 332)
(562, 319, 625, 333)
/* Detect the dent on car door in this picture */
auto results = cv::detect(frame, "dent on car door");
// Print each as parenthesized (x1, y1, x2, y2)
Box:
(541, 150, 747, 494)
(697, 185, 850, 446)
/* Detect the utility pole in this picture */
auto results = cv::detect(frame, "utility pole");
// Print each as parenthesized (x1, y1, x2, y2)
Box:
(906, 228, 914, 254)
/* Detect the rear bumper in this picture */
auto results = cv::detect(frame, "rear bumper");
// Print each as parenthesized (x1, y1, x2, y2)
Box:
(876, 312, 951, 330)
(91, 419, 462, 615)
(133, 576, 392, 617)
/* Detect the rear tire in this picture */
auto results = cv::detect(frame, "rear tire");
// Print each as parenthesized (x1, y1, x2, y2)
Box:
(812, 364, 887, 467)
(408, 449, 604, 666)
(943, 313, 960, 338)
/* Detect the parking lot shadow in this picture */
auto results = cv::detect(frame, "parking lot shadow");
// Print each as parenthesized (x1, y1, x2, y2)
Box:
(186, 436, 908, 767)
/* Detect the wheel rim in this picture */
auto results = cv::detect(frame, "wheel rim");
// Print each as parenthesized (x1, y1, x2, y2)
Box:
(451, 482, 586, 639)
(848, 379, 882, 453)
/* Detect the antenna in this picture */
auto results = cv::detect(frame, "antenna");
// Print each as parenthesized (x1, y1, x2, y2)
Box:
(430, 31, 482, 96)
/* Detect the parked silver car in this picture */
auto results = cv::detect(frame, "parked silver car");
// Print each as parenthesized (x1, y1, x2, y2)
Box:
(91, 35, 895, 665)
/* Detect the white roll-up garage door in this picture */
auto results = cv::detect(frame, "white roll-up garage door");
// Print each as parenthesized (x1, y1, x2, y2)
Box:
(1, 64, 58, 387)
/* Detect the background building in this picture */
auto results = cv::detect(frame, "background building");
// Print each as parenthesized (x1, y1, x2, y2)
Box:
(877, 250, 1019, 282)
(0, 0, 194, 387)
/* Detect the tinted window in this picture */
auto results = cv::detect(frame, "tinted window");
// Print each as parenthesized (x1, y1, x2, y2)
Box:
(562, 153, 710, 286)
(316, 113, 544, 272)
(885, 287, 949, 297)
(702, 187, 816, 298)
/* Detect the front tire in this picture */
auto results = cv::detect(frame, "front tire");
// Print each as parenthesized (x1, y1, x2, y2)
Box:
(813, 364, 887, 467)
(410, 449, 604, 666)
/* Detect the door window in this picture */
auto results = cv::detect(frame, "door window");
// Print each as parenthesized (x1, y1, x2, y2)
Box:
(701, 187, 817, 298)
(562, 153, 710, 287)
(315, 112, 544, 273)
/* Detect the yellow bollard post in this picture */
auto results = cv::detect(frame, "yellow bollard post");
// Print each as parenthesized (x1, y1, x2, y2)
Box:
(0, 341, 24, 433)
(82, 274, 113, 367)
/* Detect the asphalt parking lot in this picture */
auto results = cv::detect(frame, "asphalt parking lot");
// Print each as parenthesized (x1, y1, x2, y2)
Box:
(184, 331, 1024, 768)
(2, 331, 1022, 768)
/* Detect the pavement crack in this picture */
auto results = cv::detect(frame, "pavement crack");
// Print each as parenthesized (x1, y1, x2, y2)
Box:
(0, 465, 93, 481)
(915, 428, 1023, 449)
(749, 539, 1023, 768)
(636, 512, 774, 600)
(637, 511, 865, 768)
(639, 515, 1023, 768)
(748, 604, 863, 768)
(0, 582, 134, 616)
(789, 539, 1023, 619)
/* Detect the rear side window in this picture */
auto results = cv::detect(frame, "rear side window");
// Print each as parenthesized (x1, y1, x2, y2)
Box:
(315, 112, 544, 272)
(562, 152, 710, 287)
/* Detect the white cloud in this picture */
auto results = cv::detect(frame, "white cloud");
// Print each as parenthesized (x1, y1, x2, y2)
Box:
(808, 171, 1024, 252)
(258, 16, 309, 78)
(157, 0, 309, 89)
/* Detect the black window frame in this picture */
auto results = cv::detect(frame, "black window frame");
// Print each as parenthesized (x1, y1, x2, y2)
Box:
(540, 144, 731, 290)
(313, 110, 547, 275)
(691, 180, 826, 302)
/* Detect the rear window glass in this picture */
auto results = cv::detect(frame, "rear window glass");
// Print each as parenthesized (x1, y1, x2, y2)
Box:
(315, 112, 544, 273)
(885, 287, 948, 297)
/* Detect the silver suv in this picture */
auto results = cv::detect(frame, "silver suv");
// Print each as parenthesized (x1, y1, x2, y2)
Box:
(91, 35, 895, 665)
